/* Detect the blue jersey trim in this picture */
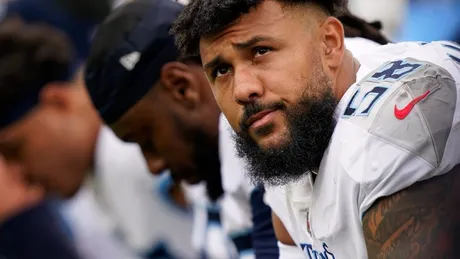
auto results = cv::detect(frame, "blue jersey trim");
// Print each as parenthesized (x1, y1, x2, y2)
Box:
(250, 186, 279, 258)
(230, 229, 253, 255)
(144, 241, 176, 259)
(240, 248, 255, 257)
(202, 204, 236, 259)
(229, 228, 253, 239)
(155, 172, 191, 215)
(53, 199, 75, 241)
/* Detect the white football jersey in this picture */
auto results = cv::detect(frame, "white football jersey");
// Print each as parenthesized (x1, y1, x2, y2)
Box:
(187, 114, 262, 259)
(185, 114, 267, 259)
(265, 41, 460, 258)
(344, 37, 381, 57)
(219, 114, 257, 259)
(218, 37, 384, 259)
(184, 181, 239, 259)
(61, 186, 140, 259)
(63, 126, 198, 259)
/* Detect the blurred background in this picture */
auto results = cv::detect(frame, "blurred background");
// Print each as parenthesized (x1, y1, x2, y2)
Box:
(0, 0, 457, 259)
(0, 0, 458, 42)
(349, 0, 460, 42)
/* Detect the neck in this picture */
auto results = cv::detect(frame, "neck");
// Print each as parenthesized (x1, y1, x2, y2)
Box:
(169, 183, 188, 208)
(334, 50, 360, 100)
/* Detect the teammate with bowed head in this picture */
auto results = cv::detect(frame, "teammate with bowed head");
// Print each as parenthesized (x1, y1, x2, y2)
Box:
(0, 15, 197, 259)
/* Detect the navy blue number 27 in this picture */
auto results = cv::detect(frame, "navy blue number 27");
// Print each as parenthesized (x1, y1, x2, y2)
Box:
(343, 59, 422, 117)
(371, 60, 422, 82)
(442, 42, 460, 65)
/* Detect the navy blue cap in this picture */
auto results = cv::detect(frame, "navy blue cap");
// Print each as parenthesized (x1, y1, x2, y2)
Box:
(85, 0, 183, 125)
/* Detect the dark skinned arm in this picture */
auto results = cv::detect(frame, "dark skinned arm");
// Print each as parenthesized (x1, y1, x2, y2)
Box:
(362, 163, 460, 259)
(272, 211, 296, 246)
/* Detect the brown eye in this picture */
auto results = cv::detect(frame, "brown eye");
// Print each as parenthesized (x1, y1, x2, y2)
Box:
(213, 65, 232, 78)
(254, 46, 271, 58)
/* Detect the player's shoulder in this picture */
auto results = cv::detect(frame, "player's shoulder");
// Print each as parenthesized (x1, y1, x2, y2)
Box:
(345, 37, 381, 58)
(359, 41, 460, 73)
(96, 126, 150, 170)
(338, 42, 459, 168)
(94, 126, 155, 197)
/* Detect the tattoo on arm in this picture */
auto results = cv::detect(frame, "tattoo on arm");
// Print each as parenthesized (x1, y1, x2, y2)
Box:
(362, 164, 460, 259)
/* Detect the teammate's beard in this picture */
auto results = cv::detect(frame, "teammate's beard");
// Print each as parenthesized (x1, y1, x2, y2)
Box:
(174, 115, 223, 200)
(233, 72, 338, 187)
(192, 130, 223, 201)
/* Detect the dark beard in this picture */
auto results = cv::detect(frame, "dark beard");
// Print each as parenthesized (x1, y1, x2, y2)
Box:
(192, 130, 223, 201)
(171, 114, 223, 200)
(233, 79, 338, 187)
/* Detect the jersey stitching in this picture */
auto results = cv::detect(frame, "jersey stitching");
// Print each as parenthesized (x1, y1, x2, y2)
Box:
(341, 111, 436, 169)
(405, 80, 440, 166)
(356, 131, 436, 218)
(351, 66, 455, 168)
(370, 82, 437, 167)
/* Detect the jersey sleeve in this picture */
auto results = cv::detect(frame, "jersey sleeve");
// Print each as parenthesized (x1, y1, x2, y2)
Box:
(337, 57, 460, 216)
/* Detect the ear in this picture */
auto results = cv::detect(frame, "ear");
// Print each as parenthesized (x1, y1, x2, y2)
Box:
(39, 83, 74, 111)
(320, 17, 345, 71)
(159, 61, 200, 109)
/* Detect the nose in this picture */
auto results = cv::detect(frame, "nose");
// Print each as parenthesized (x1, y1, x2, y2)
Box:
(233, 67, 263, 105)
(142, 153, 167, 175)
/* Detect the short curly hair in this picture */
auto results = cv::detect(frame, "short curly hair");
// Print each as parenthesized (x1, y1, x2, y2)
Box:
(171, 0, 348, 57)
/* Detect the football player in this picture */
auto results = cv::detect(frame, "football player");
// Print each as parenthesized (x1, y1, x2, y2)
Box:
(0, 16, 196, 259)
(172, 0, 460, 258)
(86, 0, 392, 258)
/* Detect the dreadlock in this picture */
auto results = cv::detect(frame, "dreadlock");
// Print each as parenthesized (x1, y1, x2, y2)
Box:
(339, 9, 390, 44)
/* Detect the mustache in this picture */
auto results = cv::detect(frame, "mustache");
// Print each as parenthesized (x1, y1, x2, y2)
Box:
(239, 101, 285, 131)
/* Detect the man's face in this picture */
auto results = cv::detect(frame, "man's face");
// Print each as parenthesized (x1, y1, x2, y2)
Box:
(0, 86, 99, 197)
(200, 1, 338, 186)
(111, 82, 220, 185)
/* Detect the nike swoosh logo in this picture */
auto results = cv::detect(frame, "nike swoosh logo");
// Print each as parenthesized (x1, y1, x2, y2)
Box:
(394, 90, 431, 120)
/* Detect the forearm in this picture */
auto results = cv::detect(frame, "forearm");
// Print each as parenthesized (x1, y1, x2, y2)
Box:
(363, 167, 460, 258)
